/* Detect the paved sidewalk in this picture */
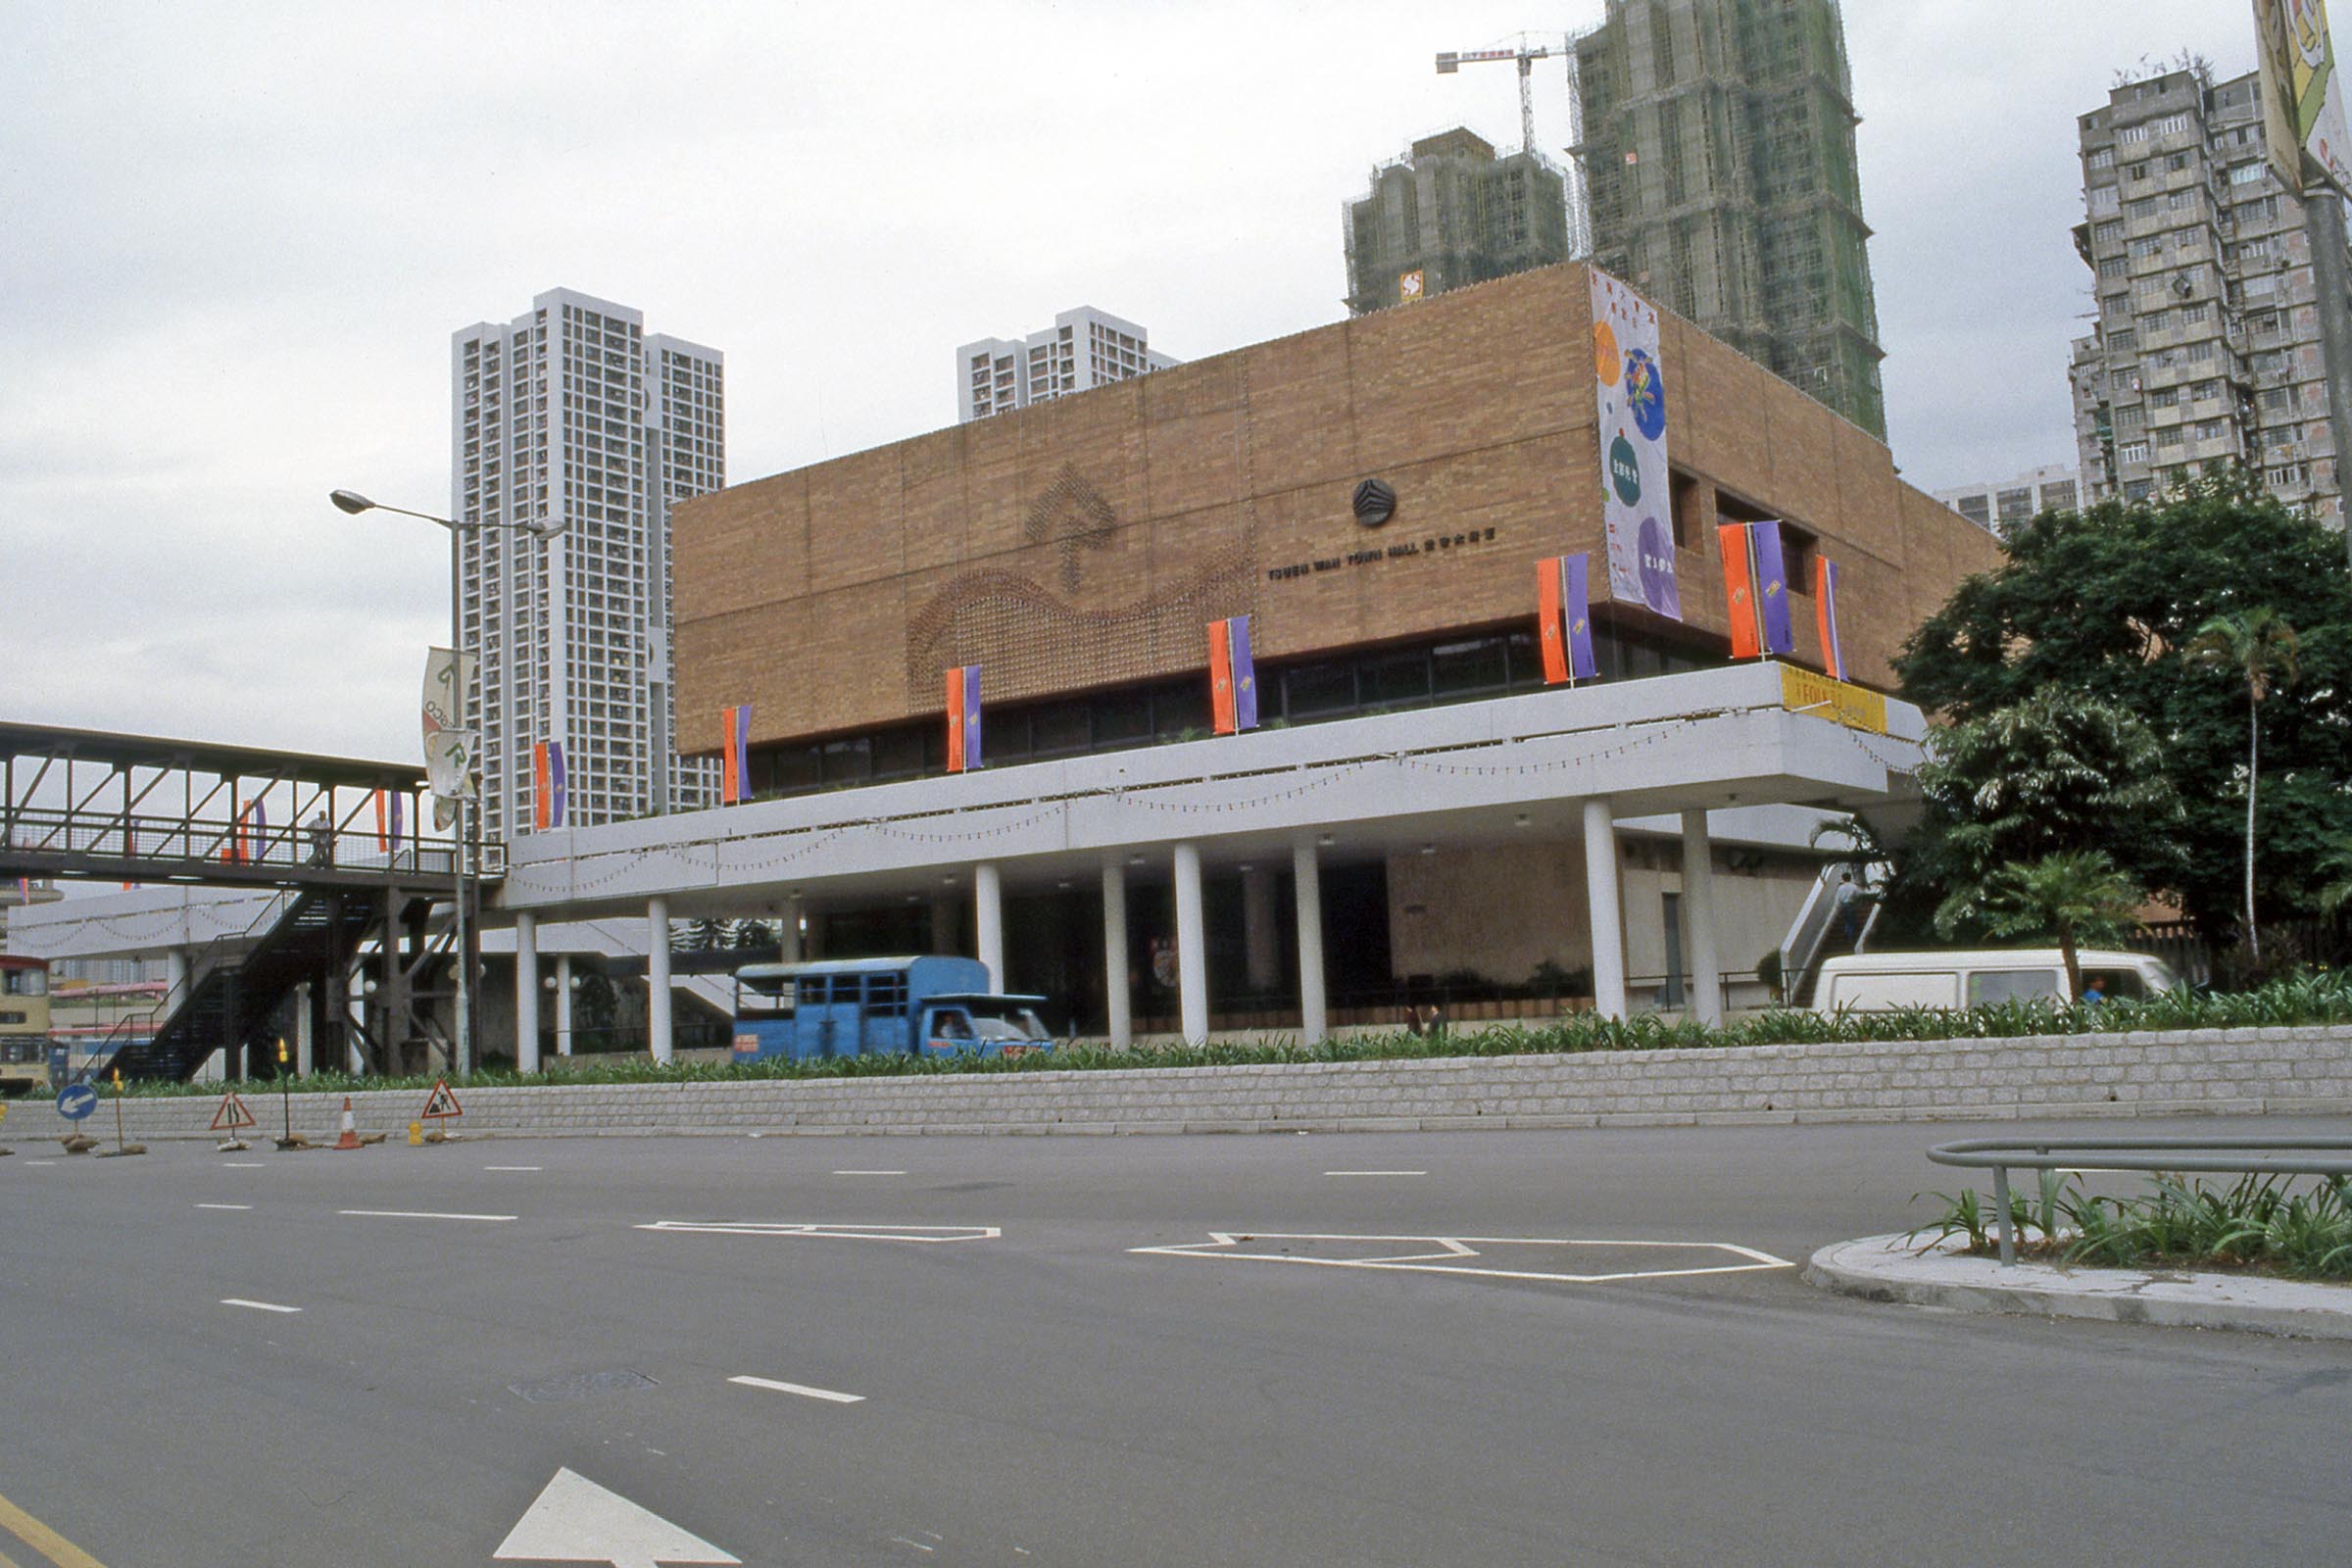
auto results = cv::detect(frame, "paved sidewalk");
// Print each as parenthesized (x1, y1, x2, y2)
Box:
(1807, 1232, 2352, 1341)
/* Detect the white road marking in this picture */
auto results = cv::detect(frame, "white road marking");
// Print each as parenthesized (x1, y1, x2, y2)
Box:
(831, 1169, 906, 1176)
(637, 1220, 998, 1244)
(220, 1298, 302, 1314)
(338, 1207, 516, 1223)
(495, 1466, 739, 1566)
(1324, 1170, 1427, 1177)
(728, 1374, 866, 1404)
(220, 1161, 266, 1168)
(24, 1159, 56, 1166)
(484, 1165, 543, 1171)
(1131, 1231, 1796, 1285)
(195, 1202, 253, 1211)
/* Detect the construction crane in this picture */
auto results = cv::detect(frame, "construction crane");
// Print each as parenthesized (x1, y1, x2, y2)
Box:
(1436, 39, 1553, 157)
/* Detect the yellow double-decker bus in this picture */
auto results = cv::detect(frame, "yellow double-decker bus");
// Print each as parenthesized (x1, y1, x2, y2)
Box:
(1, 956, 52, 1096)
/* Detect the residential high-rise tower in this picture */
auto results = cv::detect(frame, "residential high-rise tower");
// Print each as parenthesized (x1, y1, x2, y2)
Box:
(2067, 65, 2349, 524)
(957, 307, 1178, 423)
(1573, 0, 1887, 439)
(1342, 127, 1573, 316)
(452, 287, 724, 841)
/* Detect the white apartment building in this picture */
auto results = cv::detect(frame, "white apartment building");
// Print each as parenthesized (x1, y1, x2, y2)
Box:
(452, 287, 723, 843)
(956, 307, 1178, 422)
(2068, 66, 2350, 524)
(1931, 463, 2082, 536)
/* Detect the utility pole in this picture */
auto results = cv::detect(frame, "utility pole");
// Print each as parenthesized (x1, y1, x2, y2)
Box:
(2303, 188, 2352, 567)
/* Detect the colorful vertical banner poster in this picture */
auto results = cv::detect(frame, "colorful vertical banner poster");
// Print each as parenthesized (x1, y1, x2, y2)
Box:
(546, 742, 566, 827)
(1592, 270, 1682, 621)
(1206, 616, 1259, 733)
(373, 790, 388, 853)
(2254, 0, 2352, 194)
(421, 647, 477, 804)
(1813, 556, 1846, 682)
(1751, 520, 1794, 656)
(532, 744, 553, 831)
(389, 792, 403, 854)
(1536, 561, 1569, 685)
(1718, 524, 1761, 661)
(946, 665, 982, 772)
(720, 704, 752, 804)
(1534, 555, 1600, 686)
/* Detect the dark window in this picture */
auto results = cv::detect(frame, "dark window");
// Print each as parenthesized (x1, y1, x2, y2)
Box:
(770, 744, 821, 792)
(1669, 469, 1700, 549)
(1093, 689, 1152, 744)
(1031, 701, 1091, 758)
(1432, 636, 1507, 697)
(1153, 682, 1211, 739)
(1284, 660, 1357, 718)
(870, 726, 926, 781)
(821, 735, 871, 783)
(1360, 647, 1432, 710)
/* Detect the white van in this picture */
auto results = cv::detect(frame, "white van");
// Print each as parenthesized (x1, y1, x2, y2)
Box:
(1810, 949, 2180, 1014)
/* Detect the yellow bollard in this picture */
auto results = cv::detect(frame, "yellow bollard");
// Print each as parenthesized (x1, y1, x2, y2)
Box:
(407, 1121, 423, 1147)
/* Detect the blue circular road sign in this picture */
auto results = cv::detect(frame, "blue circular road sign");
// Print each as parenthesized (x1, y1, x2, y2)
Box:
(56, 1084, 99, 1122)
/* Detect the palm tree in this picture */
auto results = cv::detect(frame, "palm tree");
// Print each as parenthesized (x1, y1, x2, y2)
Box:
(1971, 852, 2146, 1003)
(2319, 838, 2352, 919)
(2185, 609, 2299, 966)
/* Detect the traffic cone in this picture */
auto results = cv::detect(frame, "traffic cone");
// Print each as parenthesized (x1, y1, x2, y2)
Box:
(333, 1097, 363, 1152)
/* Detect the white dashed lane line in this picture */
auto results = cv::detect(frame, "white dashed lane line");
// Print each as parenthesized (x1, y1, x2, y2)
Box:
(195, 1202, 253, 1211)
(831, 1169, 907, 1176)
(483, 1165, 543, 1172)
(1323, 1170, 1428, 1177)
(337, 1208, 516, 1223)
(220, 1298, 303, 1314)
(729, 1375, 865, 1404)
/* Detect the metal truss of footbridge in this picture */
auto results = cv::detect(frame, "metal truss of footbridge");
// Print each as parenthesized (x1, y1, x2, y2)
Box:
(1, 720, 498, 1080)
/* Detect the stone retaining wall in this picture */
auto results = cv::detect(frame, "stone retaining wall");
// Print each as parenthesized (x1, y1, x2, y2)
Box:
(8, 1025, 2351, 1144)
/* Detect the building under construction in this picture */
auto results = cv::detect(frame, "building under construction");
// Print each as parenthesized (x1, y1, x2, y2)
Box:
(1574, 0, 1887, 440)
(1343, 128, 1573, 316)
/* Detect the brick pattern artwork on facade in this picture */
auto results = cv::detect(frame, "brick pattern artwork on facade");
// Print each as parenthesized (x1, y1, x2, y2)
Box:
(903, 463, 1259, 707)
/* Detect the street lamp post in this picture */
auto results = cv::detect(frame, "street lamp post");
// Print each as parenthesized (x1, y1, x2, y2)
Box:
(329, 488, 563, 1077)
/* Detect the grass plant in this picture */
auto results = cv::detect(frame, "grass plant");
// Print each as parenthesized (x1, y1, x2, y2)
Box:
(1910, 1170, 2352, 1283)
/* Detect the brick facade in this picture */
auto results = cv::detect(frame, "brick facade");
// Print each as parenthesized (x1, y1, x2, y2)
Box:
(674, 263, 1997, 757)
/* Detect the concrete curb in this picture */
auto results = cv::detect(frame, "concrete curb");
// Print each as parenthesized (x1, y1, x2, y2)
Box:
(1805, 1232, 2352, 1342)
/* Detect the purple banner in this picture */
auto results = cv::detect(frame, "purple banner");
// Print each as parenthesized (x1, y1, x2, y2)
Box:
(1563, 554, 1598, 681)
(1752, 521, 1794, 656)
(1231, 615, 1258, 731)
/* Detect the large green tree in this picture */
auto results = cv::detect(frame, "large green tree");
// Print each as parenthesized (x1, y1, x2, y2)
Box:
(1894, 470, 2352, 940)
(1959, 851, 2147, 1002)
(1886, 687, 2184, 943)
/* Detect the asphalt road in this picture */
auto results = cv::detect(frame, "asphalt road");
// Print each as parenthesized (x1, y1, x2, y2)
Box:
(3, 1115, 2348, 1567)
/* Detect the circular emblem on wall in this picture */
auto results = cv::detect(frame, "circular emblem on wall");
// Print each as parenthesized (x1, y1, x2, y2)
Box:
(1352, 477, 1397, 528)
(1638, 515, 1677, 614)
(1593, 319, 1622, 386)
(1608, 435, 1642, 507)
(1623, 348, 1666, 441)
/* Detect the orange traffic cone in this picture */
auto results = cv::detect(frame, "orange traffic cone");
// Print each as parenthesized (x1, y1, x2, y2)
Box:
(333, 1097, 363, 1152)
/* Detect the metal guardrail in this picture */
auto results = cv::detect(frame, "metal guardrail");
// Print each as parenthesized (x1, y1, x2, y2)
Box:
(2, 805, 502, 878)
(1927, 1138, 2352, 1266)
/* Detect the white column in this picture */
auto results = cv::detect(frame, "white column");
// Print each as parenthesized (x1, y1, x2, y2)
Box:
(974, 861, 1004, 990)
(164, 947, 190, 1013)
(1293, 839, 1328, 1045)
(1680, 808, 1725, 1026)
(514, 912, 540, 1074)
(1102, 860, 1132, 1048)
(294, 981, 314, 1076)
(554, 955, 574, 1056)
(1583, 798, 1629, 1020)
(647, 896, 673, 1065)
(1173, 841, 1208, 1044)
(779, 896, 804, 963)
(1242, 865, 1279, 995)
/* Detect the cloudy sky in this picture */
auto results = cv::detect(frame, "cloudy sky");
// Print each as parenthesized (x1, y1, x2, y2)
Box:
(1, 0, 2274, 766)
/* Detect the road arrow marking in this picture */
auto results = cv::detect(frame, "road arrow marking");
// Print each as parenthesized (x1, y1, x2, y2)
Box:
(493, 1468, 739, 1567)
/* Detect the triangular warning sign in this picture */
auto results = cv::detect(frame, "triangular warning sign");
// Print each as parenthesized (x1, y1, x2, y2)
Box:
(210, 1092, 257, 1132)
(420, 1077, 464, 1121)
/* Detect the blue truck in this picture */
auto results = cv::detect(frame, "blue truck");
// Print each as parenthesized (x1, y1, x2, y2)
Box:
(730, 956, 1054, 1062)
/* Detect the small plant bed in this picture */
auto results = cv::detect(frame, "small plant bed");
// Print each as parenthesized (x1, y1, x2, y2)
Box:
(1911, 1171, 2352, 1283)
(104, 968, 2352, 1100)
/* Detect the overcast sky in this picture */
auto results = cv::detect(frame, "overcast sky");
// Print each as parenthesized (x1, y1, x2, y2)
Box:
(0, 1, 2276, 767)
